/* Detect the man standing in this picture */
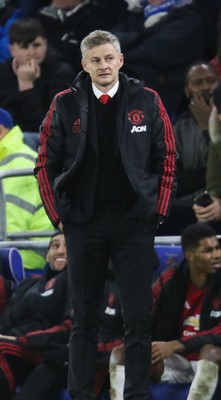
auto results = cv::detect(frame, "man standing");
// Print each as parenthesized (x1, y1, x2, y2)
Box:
(35, 30, 176, 400)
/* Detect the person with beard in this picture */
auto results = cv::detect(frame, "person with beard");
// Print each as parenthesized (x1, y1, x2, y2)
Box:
(158, 61, 219, 235)
(0, 231, 72, 400)
(0, 18, 74, 132)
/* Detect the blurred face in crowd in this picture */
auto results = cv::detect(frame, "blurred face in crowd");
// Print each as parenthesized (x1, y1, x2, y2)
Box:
(186, 236, 221, 279)
(81, 43, 124, 92)
(52, 0, 82, 9)
(10, 36, 47, 66)
(46, 233, 67, 271)
(185, 63, 219, 105)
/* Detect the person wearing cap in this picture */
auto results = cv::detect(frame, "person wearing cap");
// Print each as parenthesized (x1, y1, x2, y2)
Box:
(193, 83, 221, 230)
(0, 107, 53, 271)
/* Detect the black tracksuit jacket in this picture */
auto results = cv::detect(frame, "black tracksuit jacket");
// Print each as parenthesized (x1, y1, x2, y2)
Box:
(35, 71, 177, 227)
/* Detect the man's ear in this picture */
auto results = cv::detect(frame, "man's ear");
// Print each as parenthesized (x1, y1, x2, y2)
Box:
(185, 250, 193, 263)
(119, 53, 124, 69)
(81, 59, 88, 73)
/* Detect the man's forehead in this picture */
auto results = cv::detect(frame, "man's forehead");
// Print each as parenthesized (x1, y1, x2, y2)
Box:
(86, 44, 117, 56)
(187, 65, 216, 79)
(197, 236, 219, 249)
(49, 234, 64, 247)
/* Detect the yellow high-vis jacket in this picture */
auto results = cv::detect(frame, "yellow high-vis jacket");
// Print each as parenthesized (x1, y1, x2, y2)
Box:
(0, 125, 53, 270)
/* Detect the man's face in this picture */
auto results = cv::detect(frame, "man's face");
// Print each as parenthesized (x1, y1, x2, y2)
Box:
(185, 64, 218, 104)
(46, 234, 67, 271)
(81, 43, 124, 92)
(187, 236, 221, 276)
(10, 36, 47, 66)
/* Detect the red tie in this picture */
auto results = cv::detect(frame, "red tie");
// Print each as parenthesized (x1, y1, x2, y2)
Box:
(99, 94, 110, 105)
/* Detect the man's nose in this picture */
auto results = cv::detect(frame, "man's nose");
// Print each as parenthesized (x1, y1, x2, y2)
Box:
(99, 60, 108, 69)
(57, 245, 66, 255)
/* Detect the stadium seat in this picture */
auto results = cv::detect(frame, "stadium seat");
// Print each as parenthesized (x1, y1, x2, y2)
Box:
(154, 244, 184, 275)
(0, 247, 25, 285)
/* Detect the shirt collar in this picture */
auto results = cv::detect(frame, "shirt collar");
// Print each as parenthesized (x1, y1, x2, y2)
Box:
(92, 81, 119, 99)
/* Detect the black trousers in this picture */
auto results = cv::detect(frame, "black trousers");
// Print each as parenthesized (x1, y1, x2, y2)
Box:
(64, 206, 156, 400)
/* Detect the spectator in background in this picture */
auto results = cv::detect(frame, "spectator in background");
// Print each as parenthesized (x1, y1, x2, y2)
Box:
(110, 223, 221, 400)
(0, 107, 53, 272)
(210, 12, 221, 79)
(96, 0, 127, 26)
(195, 0, 221, 62)
(193, 83, 221, 232)
(0, 18, 74, 132)
(36, 0, 116, 73)
(0, 0, 21, 63)
(0, 231, 72, 400)
(14, 0, 50, 17)
(111, 0, 205, 117)
(159, 61, 219, 235)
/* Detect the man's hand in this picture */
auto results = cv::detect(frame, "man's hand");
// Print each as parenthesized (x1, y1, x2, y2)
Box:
(12, 58, 41, 91)
(151, 340, 186, 364)
(193, 196, 221, 222)
(189, 93, 212, 130)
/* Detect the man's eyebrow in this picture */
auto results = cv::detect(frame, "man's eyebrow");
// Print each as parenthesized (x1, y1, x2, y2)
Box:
(49, 239, 60, 247)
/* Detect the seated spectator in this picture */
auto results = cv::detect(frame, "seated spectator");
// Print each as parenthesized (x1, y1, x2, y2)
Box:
(36, 0, 116, 73)
(158, 61, 219, 235)
(12, 264, 124, 400)
(193, 83, 221, 232)
(0, 107, 53, 271)
(0, 0, 22, 63)
(0, 18, 74, 132)
(111, 0, 205, 117)
(210, 12, 221, 80)
(0, 230, 72, 400)
(110, 223, 221, 400)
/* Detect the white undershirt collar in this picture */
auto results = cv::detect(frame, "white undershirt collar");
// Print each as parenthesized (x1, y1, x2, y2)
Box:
(92, 81, 119, 99)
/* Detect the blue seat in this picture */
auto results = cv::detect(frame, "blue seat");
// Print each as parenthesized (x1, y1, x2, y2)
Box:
(154, 244, 184, 275)
(150, 380, 221, 400)
(0, 247, 25, 284)
(58, 380, 221, 400)
(23, 132, 40, 152)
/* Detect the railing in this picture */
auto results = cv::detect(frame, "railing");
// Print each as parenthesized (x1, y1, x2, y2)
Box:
(0, 168, 54, 242)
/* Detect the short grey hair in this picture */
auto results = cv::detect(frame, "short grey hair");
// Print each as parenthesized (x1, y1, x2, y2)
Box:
(80, 30, 121, 59)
